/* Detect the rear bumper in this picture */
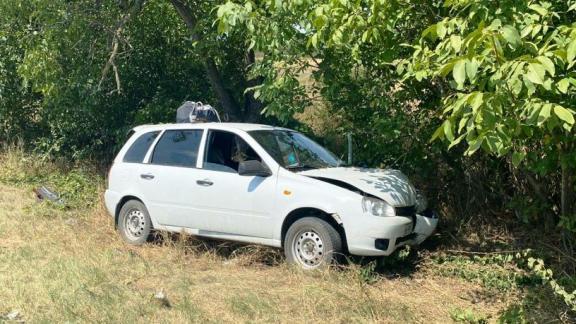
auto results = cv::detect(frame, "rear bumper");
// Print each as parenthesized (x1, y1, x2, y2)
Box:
(104, 189, 121, 218)
(346, 210, 439, 256)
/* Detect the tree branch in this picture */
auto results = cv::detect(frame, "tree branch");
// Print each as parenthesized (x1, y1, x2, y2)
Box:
(98, 0, 145, 93)
(168, 0, 241, 120)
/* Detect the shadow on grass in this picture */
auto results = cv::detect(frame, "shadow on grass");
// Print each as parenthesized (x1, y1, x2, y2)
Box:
(147, 230, 444, 279)
(149, 231, 284, 267)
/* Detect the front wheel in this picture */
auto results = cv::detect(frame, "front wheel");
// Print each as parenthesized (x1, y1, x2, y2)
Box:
(118, 200, 153, 245)
(284, 217, 343, 269)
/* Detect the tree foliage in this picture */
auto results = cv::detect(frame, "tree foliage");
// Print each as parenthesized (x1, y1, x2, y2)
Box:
(0, 0, 263, 159)
(402, 0, 576, 224)
(218, 0, 576, 231)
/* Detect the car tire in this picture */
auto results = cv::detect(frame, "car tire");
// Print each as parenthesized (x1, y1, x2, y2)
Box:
(284, 217, 343, 269)
(118, 200, 153, 245)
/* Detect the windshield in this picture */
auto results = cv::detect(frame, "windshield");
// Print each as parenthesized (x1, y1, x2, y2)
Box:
(249, 130, 343, 170)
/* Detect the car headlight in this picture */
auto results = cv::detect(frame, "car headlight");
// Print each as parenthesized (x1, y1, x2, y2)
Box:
(416, 192, 428, 213)
(362, 197, 395, 217)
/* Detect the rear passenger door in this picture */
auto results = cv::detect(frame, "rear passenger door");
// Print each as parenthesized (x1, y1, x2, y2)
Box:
(137, 129, 207, 229)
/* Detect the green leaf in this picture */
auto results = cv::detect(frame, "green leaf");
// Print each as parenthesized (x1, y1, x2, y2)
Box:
(536, 56, 555, 77)
(421, 24, 437, 39)
(453, 59, 466, 88)
(466, 137, 484, 156)
(529, 4, 548, 16)
(557, 78, 570, 94)
(512, 152, 526, 167)
(444, 119, 454, 142)
(458, 116, 469, 133)
(524, 78, 536, 96)
(525, 63, 545, 85)
(439, 61, 456, 77)
(448, 134, 465, 149)
(437, 21, 446, 39)
(430, 124, 445, 142)
(538, 103, 551, 126)
(521, 25, 532, 38)
(509, 78, 523, 95)
(554, 106, 575, 125)
(469, 92, 483, 113)
(450, 35, 462, 52)
(567, 39, 576, 65)
(466, 59, 478, 81)
(310, 33, 318, 48)
(502, 25, 521, 46)
(313, 15, 327, 30)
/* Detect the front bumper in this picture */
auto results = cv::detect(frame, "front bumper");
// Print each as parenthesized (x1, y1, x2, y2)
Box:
(346, 209, 439, 256)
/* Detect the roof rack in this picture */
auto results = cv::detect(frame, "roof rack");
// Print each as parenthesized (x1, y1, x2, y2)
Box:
(176, 101, 221, 123)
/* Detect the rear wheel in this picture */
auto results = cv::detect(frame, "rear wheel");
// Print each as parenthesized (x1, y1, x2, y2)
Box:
(284, 217, 343, 269)
(118, 200, 152, 245)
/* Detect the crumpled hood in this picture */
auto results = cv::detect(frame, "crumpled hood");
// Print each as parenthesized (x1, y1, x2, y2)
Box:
(299, 167, 418, 207)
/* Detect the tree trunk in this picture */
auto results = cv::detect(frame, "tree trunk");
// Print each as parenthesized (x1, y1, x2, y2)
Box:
(243, 50, 264, 122)
(561, 161, 572, 219)
(560, 144, 575, 255)
(203, 59, 240, 121)
(168, 0, 241, 121)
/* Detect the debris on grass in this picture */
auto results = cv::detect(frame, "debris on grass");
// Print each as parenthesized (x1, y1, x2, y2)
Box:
(33, 186, 64, 205)
(2, 309, 23, 322)
(153, 290, 171, 308)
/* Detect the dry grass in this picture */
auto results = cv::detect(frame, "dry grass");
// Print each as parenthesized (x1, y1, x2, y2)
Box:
(0, 183, 519, 323)
(1, 147, 571, 323)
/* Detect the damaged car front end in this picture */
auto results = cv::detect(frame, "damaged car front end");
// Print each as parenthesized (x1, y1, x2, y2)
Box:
(298, 167, 439, 256)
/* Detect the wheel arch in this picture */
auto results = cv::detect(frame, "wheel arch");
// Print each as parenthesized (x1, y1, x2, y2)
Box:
(280, 207, 348, 253)
(114, 195, 144, 228)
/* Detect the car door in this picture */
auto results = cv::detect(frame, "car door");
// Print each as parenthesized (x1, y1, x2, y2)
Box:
(192, 129, 278, 238)
(137, 128, 209, 229)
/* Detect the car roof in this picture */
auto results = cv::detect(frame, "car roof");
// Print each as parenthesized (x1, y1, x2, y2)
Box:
(132, 122, 293, 133)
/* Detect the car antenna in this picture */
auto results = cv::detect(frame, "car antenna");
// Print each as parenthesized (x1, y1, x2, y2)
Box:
(176, 101, 221, 123)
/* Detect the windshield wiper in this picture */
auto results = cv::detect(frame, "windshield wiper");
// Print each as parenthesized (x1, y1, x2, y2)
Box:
(285, 164, 319, 171)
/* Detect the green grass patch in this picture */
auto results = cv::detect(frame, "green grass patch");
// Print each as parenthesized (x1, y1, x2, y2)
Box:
(0, 146, 103, 209)
(430, 254, 539, 292)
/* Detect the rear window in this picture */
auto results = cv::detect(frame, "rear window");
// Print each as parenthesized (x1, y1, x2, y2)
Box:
(123, 131, 160, 163)
(151, 130, 203, 167)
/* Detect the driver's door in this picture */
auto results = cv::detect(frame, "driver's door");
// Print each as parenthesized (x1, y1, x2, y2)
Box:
(191, 129, 277, 238)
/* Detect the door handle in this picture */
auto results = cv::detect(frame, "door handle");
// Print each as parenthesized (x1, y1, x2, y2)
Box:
(140, 173, 155, 180)
(196, 179, 213, 186)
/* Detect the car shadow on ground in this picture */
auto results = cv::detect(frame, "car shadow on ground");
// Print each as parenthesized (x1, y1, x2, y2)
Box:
(149, 230, 443, 278)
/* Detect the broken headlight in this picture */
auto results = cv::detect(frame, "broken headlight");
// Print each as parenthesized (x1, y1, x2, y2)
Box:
(362, 197, 395, 217)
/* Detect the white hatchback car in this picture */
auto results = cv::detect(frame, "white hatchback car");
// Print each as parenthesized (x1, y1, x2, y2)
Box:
(105, 123, 438, 269)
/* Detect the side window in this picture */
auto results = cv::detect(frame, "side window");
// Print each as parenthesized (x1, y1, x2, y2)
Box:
(123, 131, 160, 163)
(203, 130, 261, 173)
(151, 130, 203, 167)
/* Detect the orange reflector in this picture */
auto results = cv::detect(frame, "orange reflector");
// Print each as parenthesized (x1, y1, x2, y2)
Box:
(283, 190, 292, 196)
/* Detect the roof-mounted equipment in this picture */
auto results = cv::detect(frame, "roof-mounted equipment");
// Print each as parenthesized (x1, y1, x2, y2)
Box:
(176, 101, 221, 123)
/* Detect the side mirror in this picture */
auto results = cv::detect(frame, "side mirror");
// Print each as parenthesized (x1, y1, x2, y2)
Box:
(238, 160, 272, 177)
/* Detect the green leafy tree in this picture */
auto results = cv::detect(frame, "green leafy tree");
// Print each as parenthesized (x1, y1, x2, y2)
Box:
(219, 0, 576, 234)
(216, 0, 443, 171)
(402, 0, 576, 230)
